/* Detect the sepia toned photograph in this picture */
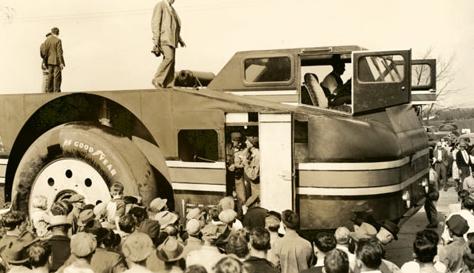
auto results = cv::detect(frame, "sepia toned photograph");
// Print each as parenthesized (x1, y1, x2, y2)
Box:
(0, 0, 473, 272)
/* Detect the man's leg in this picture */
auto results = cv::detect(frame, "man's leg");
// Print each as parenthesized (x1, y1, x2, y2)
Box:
(45, 66, 54, 93)
(434, 163, 442, 189)
(424, 199, 438, 228)
(52, 65, 62, 92)
(153, 45, 176, 88)
(440, 164, 447, 191)
(234, 177, 246, 205)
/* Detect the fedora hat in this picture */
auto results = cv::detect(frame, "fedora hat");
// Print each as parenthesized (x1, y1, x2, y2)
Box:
(149, 198, 168, 213)
(122, 232, 154, 262)
(186, 207, 205, 221)
(154, 211, 178, 229)
(1, 237, 39, 265)
(156, 237, 184, 262)
(349, 222, 377, 242)
(77, 209, 95, 227)
(48, 215, 71, 229)
(380, 220, 399, 240)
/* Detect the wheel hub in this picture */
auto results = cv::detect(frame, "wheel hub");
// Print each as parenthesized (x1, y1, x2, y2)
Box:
(29, 158, 111, 217)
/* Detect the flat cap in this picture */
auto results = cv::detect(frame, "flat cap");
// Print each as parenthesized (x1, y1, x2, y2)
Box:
(71, 232, 97, 257)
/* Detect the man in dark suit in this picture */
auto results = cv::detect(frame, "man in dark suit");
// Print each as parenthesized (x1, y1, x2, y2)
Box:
(433, 142, 449, 191)
(40, 27, 65, 92)
(456, 142, 471, 186)
(151, 0, 186, 88)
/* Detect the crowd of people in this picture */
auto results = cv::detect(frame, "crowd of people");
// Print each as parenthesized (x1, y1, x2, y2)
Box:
(0, 174, 471, 273)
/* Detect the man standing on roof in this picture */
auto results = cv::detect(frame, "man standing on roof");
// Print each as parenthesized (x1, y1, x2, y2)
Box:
(40, 27, 65, 93)
(151, 0, 186, 89)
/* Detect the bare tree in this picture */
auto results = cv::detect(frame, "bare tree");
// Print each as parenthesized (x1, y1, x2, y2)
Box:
(0, 5, 15, 24)
(414, 48, 459, 123)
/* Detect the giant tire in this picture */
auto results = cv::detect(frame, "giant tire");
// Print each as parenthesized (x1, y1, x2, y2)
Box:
(11, 122, 161, 215)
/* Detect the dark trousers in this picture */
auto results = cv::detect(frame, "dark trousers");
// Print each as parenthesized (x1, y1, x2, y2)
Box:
(153, 45, 176, 88)
(424, 198, 438, 226)
(46, 65, 62, 92)
(434, 162, 447, 189)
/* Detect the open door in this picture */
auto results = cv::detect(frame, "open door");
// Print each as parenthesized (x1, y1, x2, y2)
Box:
(352, 50, 411, 114)
(411, 59, 436, 105)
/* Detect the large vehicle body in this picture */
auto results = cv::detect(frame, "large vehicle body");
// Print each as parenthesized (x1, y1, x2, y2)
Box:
(0, 46, 436, 230)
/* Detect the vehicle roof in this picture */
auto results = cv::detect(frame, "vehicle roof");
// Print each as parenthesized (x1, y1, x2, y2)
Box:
(235, 45, 366, 56)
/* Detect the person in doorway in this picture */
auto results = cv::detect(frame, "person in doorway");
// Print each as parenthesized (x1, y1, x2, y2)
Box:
(243, 136, 260, 213)
(226, 131, 247, 207)
(40, 27, 65, 92)
(151, 0, 186, 88)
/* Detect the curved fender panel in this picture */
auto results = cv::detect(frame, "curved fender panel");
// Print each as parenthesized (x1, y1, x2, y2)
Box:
(308, 116, 401, 162)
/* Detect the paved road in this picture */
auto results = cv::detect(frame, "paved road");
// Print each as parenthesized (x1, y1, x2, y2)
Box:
(385, 184, 458, 266)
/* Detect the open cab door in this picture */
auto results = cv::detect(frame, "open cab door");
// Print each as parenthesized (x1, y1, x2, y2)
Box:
(410, 59, 436, 105)
(352, 50, 411, 114)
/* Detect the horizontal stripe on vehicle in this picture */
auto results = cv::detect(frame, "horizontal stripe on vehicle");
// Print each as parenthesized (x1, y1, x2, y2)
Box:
(298, 148, 429, 171)
(298, 154, 428, 188)
(228, 90, 297, 96)
(0, 158, 7, 165)
(171, 182, 225, 192)
(296, 168, 428, 196)
(166, 161, 225, 169)
(0, 177, 4, 184)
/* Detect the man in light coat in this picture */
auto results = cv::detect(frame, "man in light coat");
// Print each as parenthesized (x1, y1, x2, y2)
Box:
(151, 0, 186, 88)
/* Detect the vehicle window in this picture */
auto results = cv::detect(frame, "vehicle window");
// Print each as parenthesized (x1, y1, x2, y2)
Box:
(358, 55, 404, 83)
(244, 57, 291, 82)
(178, 130, 218, 162)
(411, 64, 431, 87)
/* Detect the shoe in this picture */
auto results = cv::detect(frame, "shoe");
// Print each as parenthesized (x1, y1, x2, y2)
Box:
(152, 79, 163, 88)
(443, 187, 448, 192)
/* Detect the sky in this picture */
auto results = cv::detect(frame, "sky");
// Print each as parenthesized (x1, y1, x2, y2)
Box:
(0, 0, 473, 108)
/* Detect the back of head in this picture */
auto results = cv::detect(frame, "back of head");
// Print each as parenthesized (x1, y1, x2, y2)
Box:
(324, 249, 349, 273)
(413, 230, 438, 263)
(3, 210, 25, 230)
(28, 241, 51, 268)
(129, 206, 148, 223)
(249, 227, 271, 251)
(51, 27, 59, 35)
(209, 207, 220, 222)
(356, 239, 383, 270)
(214, 256, 244, 273)
(314, 232, 337, 253)
(119, 214, 136, 233)
(225, 233, 249, 259)
(465, 233, 474, 270)
(463, 197, 474, 211)
(185, 264, 208, 273)
(281, 210, 299, 230)
(459, 190, 470, 202)
(265, 211, 281, 233)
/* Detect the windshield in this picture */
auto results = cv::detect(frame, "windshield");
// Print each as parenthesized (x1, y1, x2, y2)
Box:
(358, 55, 404, 83)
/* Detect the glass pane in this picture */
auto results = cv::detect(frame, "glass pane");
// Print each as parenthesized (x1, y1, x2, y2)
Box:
(178, 130, 218, 162)
(358, 55, 404, 83)
(412, 64, 431, 87)
(244, 57, 291, 82)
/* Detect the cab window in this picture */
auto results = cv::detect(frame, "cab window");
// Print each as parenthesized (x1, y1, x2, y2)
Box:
(244, 57, 291, 82)
(178, 130, 218, 162)
(412, 64, 432, 87)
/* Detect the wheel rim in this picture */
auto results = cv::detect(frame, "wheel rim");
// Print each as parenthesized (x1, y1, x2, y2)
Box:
(28, 158, 111, 217)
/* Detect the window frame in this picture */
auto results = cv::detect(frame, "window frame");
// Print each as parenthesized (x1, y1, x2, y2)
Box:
(241, 54, 295, 87)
